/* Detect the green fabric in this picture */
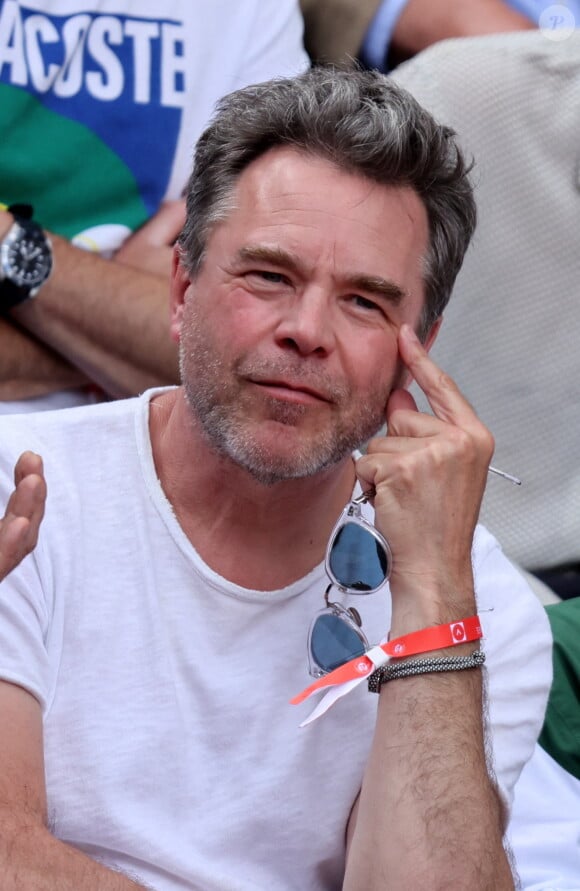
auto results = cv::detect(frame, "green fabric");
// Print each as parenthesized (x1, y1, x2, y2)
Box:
(538, 598, 580, 780)
(0, 84, 147, 239)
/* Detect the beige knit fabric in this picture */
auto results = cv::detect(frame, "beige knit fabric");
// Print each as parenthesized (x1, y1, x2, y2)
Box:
(392, 31, 580, 571)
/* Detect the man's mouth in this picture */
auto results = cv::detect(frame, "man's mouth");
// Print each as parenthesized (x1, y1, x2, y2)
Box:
(248, 378, 332, 405)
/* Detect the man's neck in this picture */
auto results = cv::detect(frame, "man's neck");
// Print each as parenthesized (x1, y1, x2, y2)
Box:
(148, 388, 358, 590)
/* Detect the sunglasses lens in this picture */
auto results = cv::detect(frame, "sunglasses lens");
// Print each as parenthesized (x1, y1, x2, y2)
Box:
(328, 522, 389, 591)
(309, 611, 366, 674)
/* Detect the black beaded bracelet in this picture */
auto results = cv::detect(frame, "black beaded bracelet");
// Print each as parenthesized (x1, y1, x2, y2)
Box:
(368, 649, 486, 693)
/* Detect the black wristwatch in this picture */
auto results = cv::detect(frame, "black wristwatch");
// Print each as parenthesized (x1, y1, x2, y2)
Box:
(0, 203, 53, 310)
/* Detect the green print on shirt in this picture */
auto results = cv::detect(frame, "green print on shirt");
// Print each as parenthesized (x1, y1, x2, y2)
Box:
(0, 83, 147, 241)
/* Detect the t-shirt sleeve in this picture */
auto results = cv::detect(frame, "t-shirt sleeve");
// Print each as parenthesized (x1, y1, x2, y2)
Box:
(507, 743, 580, 890)
(472, 525, 553, 810)
(0, 437, 52, 710)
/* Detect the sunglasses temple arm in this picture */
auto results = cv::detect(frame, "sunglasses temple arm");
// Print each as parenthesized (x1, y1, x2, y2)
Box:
(487, 465, 521, 486)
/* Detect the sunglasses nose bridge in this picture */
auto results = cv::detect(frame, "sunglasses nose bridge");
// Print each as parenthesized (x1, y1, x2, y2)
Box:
(348, 606, 362, 627)
(323, 582, 334, 607)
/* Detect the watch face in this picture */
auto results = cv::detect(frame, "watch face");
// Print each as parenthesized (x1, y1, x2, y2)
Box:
(1, 222, 52, 291)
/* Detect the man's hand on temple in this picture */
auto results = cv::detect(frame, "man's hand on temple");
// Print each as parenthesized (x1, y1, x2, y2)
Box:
(356, 323, 494, 630)
(0, 451, 46, 582)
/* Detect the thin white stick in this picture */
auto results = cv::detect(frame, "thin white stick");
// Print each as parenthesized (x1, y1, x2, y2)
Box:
(488, 465, 522, 486)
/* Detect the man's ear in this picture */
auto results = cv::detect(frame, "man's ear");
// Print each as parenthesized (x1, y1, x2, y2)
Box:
(423, 316, 442, 354)
(169, 246, 191, 344)
(400, 316, 443, 389)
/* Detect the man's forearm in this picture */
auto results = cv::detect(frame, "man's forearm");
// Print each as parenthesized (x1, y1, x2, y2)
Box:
(344, 584, 514, 890)
(1, 820, 152, 891)
(347, 326, 516, 888)
(0, 317, 87, 401)
(10, 233, 180, 399)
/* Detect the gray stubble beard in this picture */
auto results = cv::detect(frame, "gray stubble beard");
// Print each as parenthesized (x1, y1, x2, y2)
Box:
(179, 317, 390, 486)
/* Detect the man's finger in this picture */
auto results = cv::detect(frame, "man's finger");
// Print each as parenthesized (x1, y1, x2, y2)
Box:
(398, 324, 477, 425)
(5, 473, 46, 528)
(0, 516, 32, 582)
(386, 388, 418, 430)
(378, 412, 445, 443)
(0, 461, 46, 583)
(14, 451, 43, 487)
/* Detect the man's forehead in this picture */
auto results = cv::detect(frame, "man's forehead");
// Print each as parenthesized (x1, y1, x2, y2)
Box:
(227, 149, 427, 247)
(234, 145, 418, 209)
(220, 148, 428, 296)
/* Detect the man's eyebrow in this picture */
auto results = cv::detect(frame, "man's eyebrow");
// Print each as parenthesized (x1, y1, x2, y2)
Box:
(237, 245, 303, 272)
(237, 246, 408, 305)
(343, 275, 407, 306)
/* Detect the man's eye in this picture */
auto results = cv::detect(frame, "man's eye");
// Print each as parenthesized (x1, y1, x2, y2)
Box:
(254, 270, 287, 284)
(352, 294, 382, 312)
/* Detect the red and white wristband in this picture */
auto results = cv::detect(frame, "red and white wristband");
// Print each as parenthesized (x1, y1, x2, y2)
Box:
(291, 615, 483, 726)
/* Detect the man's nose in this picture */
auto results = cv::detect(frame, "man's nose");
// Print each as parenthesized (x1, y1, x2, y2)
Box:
(274, 288, 336, 357)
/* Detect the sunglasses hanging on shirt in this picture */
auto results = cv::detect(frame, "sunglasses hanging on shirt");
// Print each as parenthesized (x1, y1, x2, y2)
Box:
(306, 463, 521, 679)
(307, 492, 392, 678)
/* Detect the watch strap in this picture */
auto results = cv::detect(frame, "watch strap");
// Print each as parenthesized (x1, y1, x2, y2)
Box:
(8, 203, 34, 221)
(0, 277, 35, 310)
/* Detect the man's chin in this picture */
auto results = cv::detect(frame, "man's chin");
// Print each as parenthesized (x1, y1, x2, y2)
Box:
(220, 426, 360, 486)
(236, 451, 343, 487)
(190, 393, 385, 483)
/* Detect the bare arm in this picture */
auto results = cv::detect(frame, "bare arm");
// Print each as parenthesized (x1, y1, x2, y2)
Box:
(391, 0, 534, 63)
(0, 681, 152, 890)
(344, 325, 514, 890)
(0, 318, 87, 401)
(0, 207, 182, 399)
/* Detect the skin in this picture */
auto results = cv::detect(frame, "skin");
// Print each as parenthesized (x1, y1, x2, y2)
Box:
(154, 147, 436, 590)
(390, 0, 534, 64)
(0, 452, 46, 583)
(299, 0, 534, 67)
(0, 146, 513, 888)
(0, 202, 184, 400)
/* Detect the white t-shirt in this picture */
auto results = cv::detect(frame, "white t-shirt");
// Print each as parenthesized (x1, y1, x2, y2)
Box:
(507, 744, 580, 890)
(0, 391, 553, 890)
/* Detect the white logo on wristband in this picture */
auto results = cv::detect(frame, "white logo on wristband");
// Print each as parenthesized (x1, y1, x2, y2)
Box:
(450, 622, 467, 644)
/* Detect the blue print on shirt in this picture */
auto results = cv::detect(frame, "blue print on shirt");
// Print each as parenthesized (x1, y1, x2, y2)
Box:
(0, 1, 186, 218)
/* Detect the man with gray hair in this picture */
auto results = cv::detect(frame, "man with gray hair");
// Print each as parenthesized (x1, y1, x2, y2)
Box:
(0, 68, 550, 890)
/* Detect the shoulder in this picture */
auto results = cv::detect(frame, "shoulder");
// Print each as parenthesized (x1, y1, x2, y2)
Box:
(0, 392, 157, 511)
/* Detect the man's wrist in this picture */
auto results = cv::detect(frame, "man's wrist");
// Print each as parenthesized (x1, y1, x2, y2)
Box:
(389, 591, 477, 650)
(0, 207, 14, 240)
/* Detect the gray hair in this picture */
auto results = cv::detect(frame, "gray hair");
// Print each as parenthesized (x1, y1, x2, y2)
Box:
(178, 67, 476, 337)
